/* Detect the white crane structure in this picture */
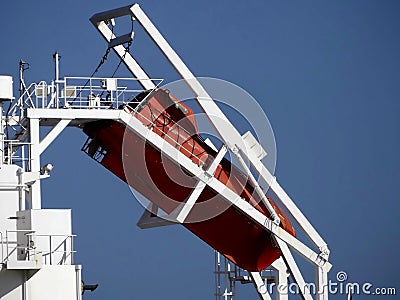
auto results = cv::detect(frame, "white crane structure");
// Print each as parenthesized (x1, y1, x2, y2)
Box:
(0, 4, 331, 300)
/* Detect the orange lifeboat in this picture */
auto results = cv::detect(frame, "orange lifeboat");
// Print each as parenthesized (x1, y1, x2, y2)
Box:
(83, 89, 295, 271)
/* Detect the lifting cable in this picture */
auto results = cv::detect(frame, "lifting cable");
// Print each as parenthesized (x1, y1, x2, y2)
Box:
(69, 42, 112, 104)
(98, 19, 134, 99)
(110, 19, 134, 79)
(70, 19, 134, 104)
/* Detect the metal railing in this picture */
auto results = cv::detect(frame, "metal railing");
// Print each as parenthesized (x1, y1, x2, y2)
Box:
(35, 234, 76, 265)
(8, 82, 46, 117)
(9, 77, 163, 112)
(1, 230, 34, 263)
(1, 230, 76, 266)
(3, 140, 31, 166)
(4, 76, 163, 167)
(59, 77, 163, 109)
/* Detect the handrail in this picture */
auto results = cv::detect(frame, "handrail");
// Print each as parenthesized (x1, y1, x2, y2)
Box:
(4, 140, 31, 165)
(8, 82, 37, 117)
(8, 76, 164, 113)
(5, 76, 164, 168)
(4, 230, 76, 265)
(59, 76, 163, 109)
(4, 230, 34, 263)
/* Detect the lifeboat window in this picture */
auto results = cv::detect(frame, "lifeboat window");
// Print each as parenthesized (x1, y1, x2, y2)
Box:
(82, 138, 108, 163)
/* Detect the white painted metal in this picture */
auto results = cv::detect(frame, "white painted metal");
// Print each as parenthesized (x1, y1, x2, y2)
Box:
(204, 138, 218, 152)
(6, 63, 330, 300)
(0, 165, 21, 265)
(214, 253, 287, 300)
(271, 258, 289, 300)
(118, 110, 332, 274)
(268, 176, 329, 257)
(315, 265, 328, 300)
(171, 145, 227, 223)
(128, 4, 284, 222)
(0, 161, 82, 299)
(75, 265, 83, 300)
(0, 102, 4, 165)
(29, 118, 41, 209)
(92, 21, 155, 90)
(231, 147, 280, 223)
(27, 108, 121, 120)
(38, 119, 71, 154)
(126, 3, 330, 258)
(1, 75, 161, 300)
(0, 4, 332, 300)
(22, 104, 331, 271)
(242, 131, 267, 160)
(94, 10, 332, 287)
(92, 5, 277, 222)
(54, 52, 60, 106)
(16, 209, 74, 265)
(248, 272, 273, 300)
(172, 181, 207, 223)
(89, 7, 331, 273)
(119, 8, 331, 297)
(0, 68, 85, 300)
(275, 239, 313, 300)
(25, 265, 80, 299)
(0, 76, 14, 100)
(214, 251, 236, 300)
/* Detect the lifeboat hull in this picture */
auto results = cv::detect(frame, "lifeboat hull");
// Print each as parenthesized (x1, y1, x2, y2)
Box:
(83, 89, 295, 271)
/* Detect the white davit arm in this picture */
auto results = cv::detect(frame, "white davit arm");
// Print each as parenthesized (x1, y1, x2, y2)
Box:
(90, 5, 331, 300)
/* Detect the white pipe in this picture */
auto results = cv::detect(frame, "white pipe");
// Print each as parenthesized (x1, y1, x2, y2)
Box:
(54, 52, 60, 107)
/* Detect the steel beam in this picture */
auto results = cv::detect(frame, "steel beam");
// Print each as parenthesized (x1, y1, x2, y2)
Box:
(27, 108, 121, 120)
(171, 145, 227, 223)
(271, 258, 289, 300)
(275, 239, 313, 300)
(269, 175, 329, 256)
(29, 118, 41, 209)
(315, 265, 329, 300)
(90, 5, 133, 24)
(38, 119, 71, 154)
(249, 272, 273, 300)
(91, 12, 155, 90)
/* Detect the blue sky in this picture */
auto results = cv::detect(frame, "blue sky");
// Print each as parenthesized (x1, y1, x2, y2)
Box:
(1, 1, 399, 299)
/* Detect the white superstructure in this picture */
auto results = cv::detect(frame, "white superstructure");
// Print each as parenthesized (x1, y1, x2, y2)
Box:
(0, 75, 82, 299)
